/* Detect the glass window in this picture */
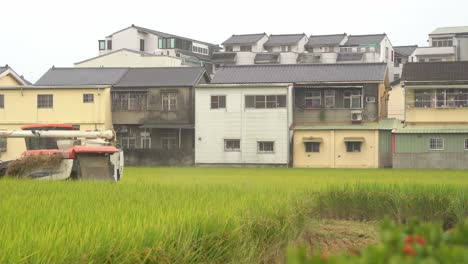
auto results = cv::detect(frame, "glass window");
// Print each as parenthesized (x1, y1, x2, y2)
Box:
(305, 142, 320, 153)
(140, 132, 151, 149)
(324, 90, 335, 108)
(161, 130, 177, 150)
(245, 95, 286, 109)
(140, 39, 145, 51)
(258, 141, 274, 153)
(170, 38, 175, 49)
(37, 94, 53, 108)
(346, 142, 361, 152)
(343, 89, 362, 109)
(224, 139, 240, 151)
(414, 90, 433, 108)
(305, 91, 321, 108)
(99, 40, 105, 50)
(429, 138, 444, 150)
(211, 95, 226, 109)
(158, 39, 163, 49)
(0, 94, 4, 108)
(162, 92, 177, 112)
(112, 92, 147, 111)
(120, 137, 136, 149)
(83, 94, 94, 103)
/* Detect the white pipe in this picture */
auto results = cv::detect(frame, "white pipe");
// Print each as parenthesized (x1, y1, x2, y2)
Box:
(0, 130, 115, 140)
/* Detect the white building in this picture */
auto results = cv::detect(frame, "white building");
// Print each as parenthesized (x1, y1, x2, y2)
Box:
(195, 82, 293, 165)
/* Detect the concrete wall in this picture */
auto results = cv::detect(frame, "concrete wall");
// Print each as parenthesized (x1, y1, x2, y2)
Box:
(0, 74, 21, 86)
(236, 52, 256, 65)
(0, 87, 112, 161)
(101, 27, 138, 55)
(195, 84, 292, 165)
(293, 130, 380, 168)
(76, 50, 184, 67)
(388, 83, 404, 120)
(279, 52, 298, 64)
(393, 153, 468, 169)
(124, 149, 194, 166)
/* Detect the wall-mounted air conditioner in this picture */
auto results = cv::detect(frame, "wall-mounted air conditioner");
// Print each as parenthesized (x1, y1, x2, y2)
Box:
(351, 110, 363, 122)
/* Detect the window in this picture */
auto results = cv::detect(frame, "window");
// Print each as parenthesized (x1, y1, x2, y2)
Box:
(305, 91, 321, 108)
(281, 46, 290, 52)
(140, 39, 145, 51)
(343, 89, 362, 109)
(346, 142, 361, 152)
(245, 95, 286, 109)
(422, 89, 468, 108)
(465, 139, 468, 151)
(0, 94, 4, 108)
(161, 131, 177, 150)
(394, 57, 402, 67)
(83, 94, 94, 103)
(414, 90, 433, 108)
(391, 50, 394, 62)
(432, 38, 453, 47)
(385, 47, 389, 60)
(240, 45, 252, 52)
(224, 139, 240, 151)
(120, 137, 136, 149)
(140, 132, 151, 149)
(258, 141, 274, 153)
(162, 92, 177, 112)
(112, 92, 147, 111)
(225, 46, 233, 52)
(305, 142, 320, 153)
(324, 90, 335, 108)
(0, 138, 6, 152)
(37, 94, 53, 108)
(340, 47, 352, 53)
(429, 138, 444, 151)
(99, 40, 105, 50)
(107, 40, 112, 50)
(211, 95, 226, 109)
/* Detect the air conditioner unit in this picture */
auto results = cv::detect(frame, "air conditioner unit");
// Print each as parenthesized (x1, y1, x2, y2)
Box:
(366, 96, 376, 103)
(351, 110, 363, 122)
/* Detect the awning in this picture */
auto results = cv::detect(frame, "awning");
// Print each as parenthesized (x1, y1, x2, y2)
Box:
(344, 137, 365, 142)
(140, 124, 194, 129)
(302, 137, 323, 143)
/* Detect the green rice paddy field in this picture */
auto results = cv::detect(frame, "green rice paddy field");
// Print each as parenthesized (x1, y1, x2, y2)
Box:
(0, 168, 467, 263)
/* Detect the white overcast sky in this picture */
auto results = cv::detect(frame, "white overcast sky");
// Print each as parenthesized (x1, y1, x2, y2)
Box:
(1, 0, 467, 82)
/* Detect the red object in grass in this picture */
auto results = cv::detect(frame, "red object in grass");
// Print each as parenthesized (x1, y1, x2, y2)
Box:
(403, 244, 415, 256)
(416, 236, 426, 245)
(404, 235, 414, 244)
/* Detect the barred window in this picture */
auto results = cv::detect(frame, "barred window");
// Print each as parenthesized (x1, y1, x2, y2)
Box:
(162, 92, 177, 112)
(0, 94, 4, 108)
(112, 92, 147, 111)
(0, 138, 6, 152)
(305, 91, 321, 109)
(83, 94, 94, 103)
(245, 95, 286, 109)
(224, 139, 240, 151)
(211, 95, 226, 109)
(258, 141, 274, 153)
(37, 94, 53, 108)
(343, 89, 362, 109)
(429, 138, 444, 151)
(305, 142, 320, 153)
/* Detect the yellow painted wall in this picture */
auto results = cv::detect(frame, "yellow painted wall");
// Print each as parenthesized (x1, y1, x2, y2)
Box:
(0, 87, 112, 161)
(406, 108, 468, 123)
(0, 74, 21, 86)
(293, 130, 379, 168)
(388, 83, 405, 120)
(75, 50, 185, 67)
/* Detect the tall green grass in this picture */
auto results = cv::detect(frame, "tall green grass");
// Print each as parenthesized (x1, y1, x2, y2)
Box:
(0, 167, 467, 263)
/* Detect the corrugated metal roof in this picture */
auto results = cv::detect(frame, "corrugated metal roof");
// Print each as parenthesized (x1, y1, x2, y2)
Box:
(222, 33, 267, 45)
(211, 63, 387, 84)
(344, 34, 386, 46)
(402, 61, 468, 82)
(263, 34, 306, 46)
(114, 67, 206, 87)
(430, 26, 468, 35)
(305, 34, 347, 47)
(35, 68, 130, 85)
(254, 53, 279, 64)
(393, 125, 468, 134)
(394, 45, 418, 56)
(337, 53, 363, 62)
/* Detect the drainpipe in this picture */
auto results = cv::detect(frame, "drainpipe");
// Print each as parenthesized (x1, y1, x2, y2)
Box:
(179, 128, 181, 149)
(391, 132, 396, 154)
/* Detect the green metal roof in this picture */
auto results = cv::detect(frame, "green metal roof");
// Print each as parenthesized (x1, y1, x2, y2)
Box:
(393, 125, 468, 134)
(294, 119, 398, 131)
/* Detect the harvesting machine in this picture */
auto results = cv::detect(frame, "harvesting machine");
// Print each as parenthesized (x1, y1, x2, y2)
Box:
(0, 124, 123, 181)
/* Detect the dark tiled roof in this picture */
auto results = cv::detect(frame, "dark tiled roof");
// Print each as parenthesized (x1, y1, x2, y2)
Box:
(263, 34, 306, 47)
(394, 45, 418, 56)
(402, 62, 468, 82)
(114, 67, 207, 87)
(337, 53, 364, 62)
(211, 52, 237, 63)
(344, 34, 386, 46)
(254, 53, 279, 64)
(305, 34, 347, 47)
(0, 65, 31, 85)
(211, 63, 387, 84)
(222, 33, 267, 45)
(35, 68, 130, 86)
(0, 66, 7, 75)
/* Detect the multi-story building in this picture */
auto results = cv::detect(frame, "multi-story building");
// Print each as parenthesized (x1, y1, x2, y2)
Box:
(393, 61, 468, 169)
(299, 34, 348, 63)
(78, 25, 220, 73)
(393, 45, 418, 80)
(0, 65, 30, 86)
(34, 66, 210, 166)
(411, 26, 468, 62)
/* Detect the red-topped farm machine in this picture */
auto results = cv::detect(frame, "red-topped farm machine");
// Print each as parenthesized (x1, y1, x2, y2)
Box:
(0, 124, 123, 181)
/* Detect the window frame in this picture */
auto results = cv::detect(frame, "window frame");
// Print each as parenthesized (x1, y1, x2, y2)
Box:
(140, 131, 151, 149)
(224, 139, 240, 152)
(112, 92, 147, 111)
(83, 94, 94, 103)
(0, 137, 7, 152)
(465, 139, 468, 151)
(429, 138, 444, 151)
(211, 95, 226, 109)
(37, 94, 53, 109)
(257, 141, 275, 154)
(305, 90, 321, 109)
(345, 142, 362, 153)
(98, 40, 106, 50)
(107, 40, 112, 50)
(324, 90, 335, 108)
(343, 89, 363, 109)
(0, 94, 4, 108)
(245, 95, 286, 109)
(140, 39, 145, 51)
(305, 142, 320, 153)
(161, 131, 177, 150)
(120, 136, 136, 149)
(161, 92, 177, 112)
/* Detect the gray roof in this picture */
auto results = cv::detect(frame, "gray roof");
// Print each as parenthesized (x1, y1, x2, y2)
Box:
(211, 63, 387, 84)
(254, 53, 279, 64)
(114, 67, 207, 87)
(394, 45, 418, 56)
(430, 26, 468, 35)
(0, 66, 7, 75)
(402, 62, 468, 82)
(337, 53, 364, 62)
(211, 52, 237, 63)
(222, 33, 267, 45)
(36, 68, 129, 86)
(305, 34, 347, 47)
(344, 34, 386, 46)
(263, 34, 306, 47)
(0, 65, 31, 85)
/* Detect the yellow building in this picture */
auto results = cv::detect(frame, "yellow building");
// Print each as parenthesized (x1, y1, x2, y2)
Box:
(0, 65, 30, 86)
(0, 85, 112, 161)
